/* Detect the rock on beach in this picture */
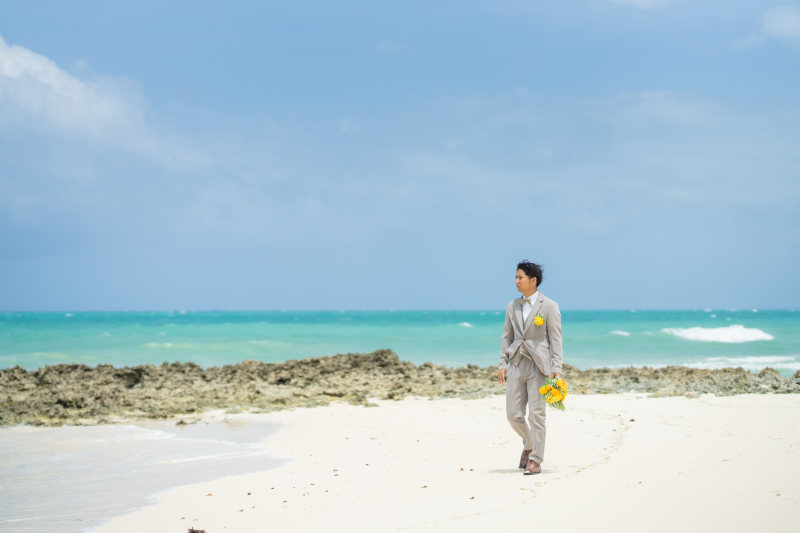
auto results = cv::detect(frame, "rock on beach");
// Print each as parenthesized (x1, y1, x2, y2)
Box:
(1, 349, 798, 426)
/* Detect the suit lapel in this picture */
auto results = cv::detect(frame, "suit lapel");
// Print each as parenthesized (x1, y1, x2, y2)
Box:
(523, 293, 545, 335)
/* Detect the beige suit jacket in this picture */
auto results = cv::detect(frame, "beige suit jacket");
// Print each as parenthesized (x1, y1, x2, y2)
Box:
(499, 292, 563, 375)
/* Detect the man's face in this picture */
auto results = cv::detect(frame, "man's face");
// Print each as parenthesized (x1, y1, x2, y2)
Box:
(515, 269, 537, 295)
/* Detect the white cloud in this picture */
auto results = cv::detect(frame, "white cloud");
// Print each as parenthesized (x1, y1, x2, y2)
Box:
(608, 0, 674, 9)
(762, 6, 800, 39)
(0, 37, 140, 140)
(0, 35, 202, 169)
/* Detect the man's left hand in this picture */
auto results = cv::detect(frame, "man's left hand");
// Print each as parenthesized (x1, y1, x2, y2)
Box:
(551, 373, 562, 379)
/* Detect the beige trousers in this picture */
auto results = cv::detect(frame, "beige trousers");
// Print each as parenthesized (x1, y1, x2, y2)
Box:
(505, 354, 547, 464)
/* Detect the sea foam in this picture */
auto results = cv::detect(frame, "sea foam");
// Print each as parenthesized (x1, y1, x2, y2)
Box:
(610, 330, 631, 337)
(662, 325, 774, 343)
(684, 356, 800, 372)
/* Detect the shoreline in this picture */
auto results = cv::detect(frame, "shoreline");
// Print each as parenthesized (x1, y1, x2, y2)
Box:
(0, 417, 286, 533)
(2, 349, 799, 427)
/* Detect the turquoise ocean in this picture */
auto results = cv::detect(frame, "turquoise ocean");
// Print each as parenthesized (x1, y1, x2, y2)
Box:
(2, 309, 798, 376)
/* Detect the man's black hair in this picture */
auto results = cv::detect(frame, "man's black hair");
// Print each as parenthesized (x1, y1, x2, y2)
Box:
(517, 260, 543, 287)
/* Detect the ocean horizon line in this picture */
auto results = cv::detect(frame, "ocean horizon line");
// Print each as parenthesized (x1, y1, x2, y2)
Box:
(1, 308, 796, 314)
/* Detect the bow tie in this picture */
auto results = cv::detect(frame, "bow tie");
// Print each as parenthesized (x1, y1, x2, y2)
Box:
(520, 298, 531, 305)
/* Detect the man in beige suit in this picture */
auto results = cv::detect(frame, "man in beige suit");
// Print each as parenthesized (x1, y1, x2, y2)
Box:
(498, 260, 563, 475)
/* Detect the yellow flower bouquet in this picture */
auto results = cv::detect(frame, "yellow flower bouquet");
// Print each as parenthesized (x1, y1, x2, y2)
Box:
(539, 377, 568, 412)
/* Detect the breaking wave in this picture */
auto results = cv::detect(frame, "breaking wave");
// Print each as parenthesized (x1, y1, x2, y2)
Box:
(662, 325, 773, 343)
(684, 356, 800, 372)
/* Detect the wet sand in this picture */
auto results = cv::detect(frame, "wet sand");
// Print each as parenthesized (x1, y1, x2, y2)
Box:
(0, 420, 284, 533)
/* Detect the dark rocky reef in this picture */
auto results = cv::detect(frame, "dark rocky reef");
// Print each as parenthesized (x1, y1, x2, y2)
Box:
(565, 365, 800, 398)
(2, 349, 798, 426)
(0, 350, 499, 426)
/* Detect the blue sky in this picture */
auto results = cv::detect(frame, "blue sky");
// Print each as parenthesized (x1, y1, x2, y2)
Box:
(1, 0, 798, 311)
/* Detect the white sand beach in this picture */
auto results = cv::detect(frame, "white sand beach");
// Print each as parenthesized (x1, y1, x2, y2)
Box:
(94, 393, 800, 533)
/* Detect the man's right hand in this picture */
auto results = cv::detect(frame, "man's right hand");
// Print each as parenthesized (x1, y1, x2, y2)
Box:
(498, 368, 506, 385)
